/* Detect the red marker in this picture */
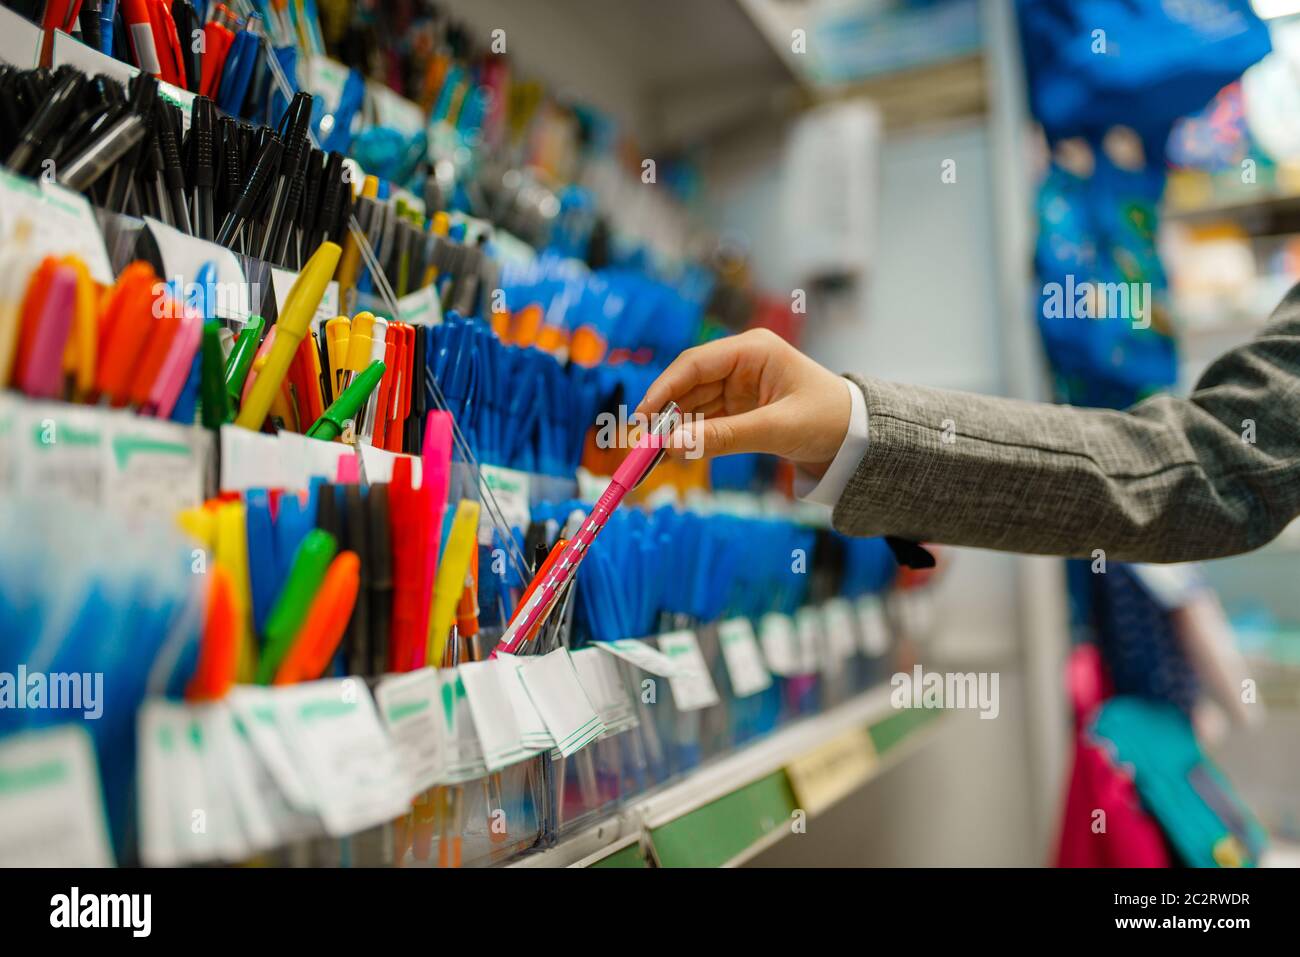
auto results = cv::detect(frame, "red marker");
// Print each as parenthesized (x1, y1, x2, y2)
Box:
(122, 0, 162, 76)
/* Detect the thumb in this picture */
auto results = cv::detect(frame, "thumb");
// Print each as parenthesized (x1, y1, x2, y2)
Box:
(671, 407, 782, 460)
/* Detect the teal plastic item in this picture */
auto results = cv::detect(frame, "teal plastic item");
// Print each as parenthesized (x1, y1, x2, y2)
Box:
(1091, 697, 1267, 867)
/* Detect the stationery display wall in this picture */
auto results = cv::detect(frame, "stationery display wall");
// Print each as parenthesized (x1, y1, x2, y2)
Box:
(0, 2, 932, 869)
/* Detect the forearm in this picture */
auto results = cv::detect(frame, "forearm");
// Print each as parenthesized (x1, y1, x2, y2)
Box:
(831, 293, 1300, 562)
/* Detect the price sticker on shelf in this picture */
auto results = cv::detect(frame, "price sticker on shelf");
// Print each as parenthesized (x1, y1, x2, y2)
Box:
(657, 630, 720, 712)
(717, 617, 773, 698)
(856, 595, 891, 657)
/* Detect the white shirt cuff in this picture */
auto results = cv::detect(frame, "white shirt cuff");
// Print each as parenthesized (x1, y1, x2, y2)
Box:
(797, 377, 868, 507)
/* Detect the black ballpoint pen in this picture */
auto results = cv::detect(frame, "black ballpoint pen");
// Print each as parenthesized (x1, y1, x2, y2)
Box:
(190, 97, 216, 241)
(6, 69, 85, 175)
(156, 102, 192, 234)
(264, 92, 312, 266)
(215, 134, 282, 248)
(58, 109, 146, 192)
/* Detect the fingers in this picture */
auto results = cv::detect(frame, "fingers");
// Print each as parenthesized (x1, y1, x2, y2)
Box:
(667, 406, 780, 460)
(637, 336, 749, 416)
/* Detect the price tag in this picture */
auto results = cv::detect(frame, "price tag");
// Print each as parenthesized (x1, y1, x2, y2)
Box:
(52, 29, 137, 87)
(13, 401, 107, 506)
(517, 649, 605, 757)
(273, 268, 339, 335)
(0, 725, 114, 867)
(785, 726, 877, 816)
(458, 660, 532, 771)
(145, 217, 251, 322)
(856, 595, 890, 657)
(396, 284, 442, 326)
(438, 670, 488, 783)
(277, 432, 355, 489)
(717, 617, 772, 698)
(570, 647, 639, 736)
(795, 606, 826, 675)
(375, 668, 446, 793)
(493, 653, 555, 750)
(359, 444, 421, 486)
(272, 679, 412, 836)
(0, 171, 114, 285)
(0, 6, 42, 68)
(105, 415, 209, 516)
(595, 637, 686, 677)
(760, 612, 802, 677)
(220, 424, 288, 492)
(478, 463, 531, 543)
(657, 630, 720, 711)
(821, 597, 859, 664)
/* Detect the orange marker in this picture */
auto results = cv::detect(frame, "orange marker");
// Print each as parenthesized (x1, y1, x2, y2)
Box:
(188, 564, 240, 701)
(272, 551, 361, 685)
(95, 263, 159, 406)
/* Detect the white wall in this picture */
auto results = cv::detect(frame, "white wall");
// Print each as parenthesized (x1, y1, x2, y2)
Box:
(700, 116, 1056, 866)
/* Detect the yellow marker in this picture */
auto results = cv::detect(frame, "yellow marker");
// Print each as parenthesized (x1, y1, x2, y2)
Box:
(214, 501, 256, 683)
(59, 256, 96, 400)
(340, 311, 375, 391)
(236, 242, 341, 430)
(427, 499, 480, 666)
(324, 316, 350, 396)
(176, 506, 217, 549)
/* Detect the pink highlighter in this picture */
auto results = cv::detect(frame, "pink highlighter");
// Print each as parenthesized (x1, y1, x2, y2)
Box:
(492, 402, 681, 656)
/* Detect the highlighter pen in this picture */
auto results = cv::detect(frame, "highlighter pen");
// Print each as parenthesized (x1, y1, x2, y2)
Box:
(427, 499, 480, 667)
(199, 321, 232, 429)
(272, 551, 361, 685)
(223, 314, 264, 410)
(20, 265, 77, 400)
(304, 358, 384, 442)
(358, 317, 387, 443)
(235, 241, 341, 430)
(256, 528, 337, 685)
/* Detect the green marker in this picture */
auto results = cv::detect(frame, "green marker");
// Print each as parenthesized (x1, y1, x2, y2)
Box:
(199, 322, 232, 430)
(224, 314, 266, 413)
(305, 359, 385, 441)
(256, 529, 337, 685)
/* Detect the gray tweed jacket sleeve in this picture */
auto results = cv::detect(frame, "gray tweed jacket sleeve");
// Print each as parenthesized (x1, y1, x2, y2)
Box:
(832, 284, 1300, 563)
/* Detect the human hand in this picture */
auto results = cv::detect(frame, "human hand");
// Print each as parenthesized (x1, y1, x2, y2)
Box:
(636, 328, 852, 477)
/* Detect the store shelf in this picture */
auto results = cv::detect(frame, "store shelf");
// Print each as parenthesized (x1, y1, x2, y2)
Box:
(510, 684, 944, 868)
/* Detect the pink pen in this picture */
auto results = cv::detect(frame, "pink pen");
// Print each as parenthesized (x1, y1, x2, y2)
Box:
(492, 402, 681, 656)
(146, 307, 201, 418)
(414, 411, 453, 668)
(20, 265, 76, 399)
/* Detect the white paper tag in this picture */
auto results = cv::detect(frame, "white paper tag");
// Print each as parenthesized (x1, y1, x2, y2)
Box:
(14, 401, 108, 506)
(0, 725, 114, 867)
(478, 463, 531, 543)
(359, 444, 421, 486)
(594, 637, 686, 677)
(759, 612, 802, 677)
(197, 702, 277, 855)
(276, 431, 354, 489)
(856, 595, 890, 657)
(105, 415, 209, 516)
(717, 617, 773, 698)
(570, 646, 639, 736)
(657, 630, 720, 711)
(0, 6, 43, 68)
(273, 679, 411, 836)
(493, 653, 555, 751)
(821, 597, 859, 664)
(273, 268, 340, 335)
(374, 668, 446, 794)
(517, 649, 605, 757)
(220, 424, 288, 491)
(146, 217, 252, 322)
(437, 670, 488, 784)
(396, 284, 442, 326)
(795, 606, 827, 675)
(459, 660, 532, 771)
(52, 29, 139, 87)
(226, 686, 317, 814)
(0, 171, 115, 285)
